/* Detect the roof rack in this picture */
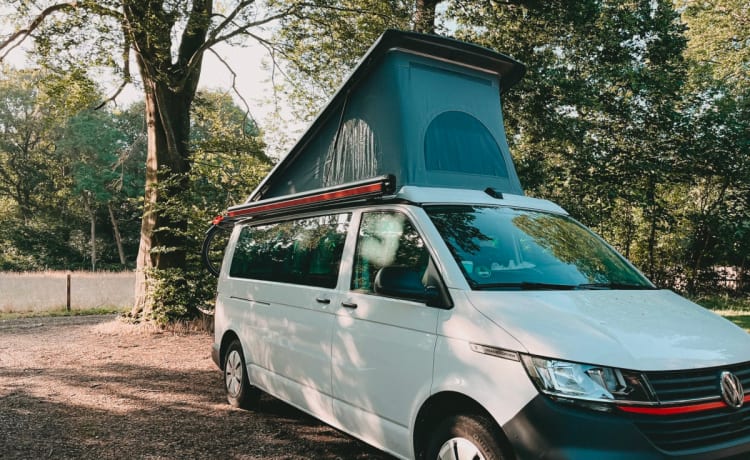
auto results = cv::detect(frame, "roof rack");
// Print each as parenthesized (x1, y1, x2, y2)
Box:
(227, 174, 396, 220)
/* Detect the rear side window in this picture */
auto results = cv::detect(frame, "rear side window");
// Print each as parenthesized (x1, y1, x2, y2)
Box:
(229, 213, 351, 288)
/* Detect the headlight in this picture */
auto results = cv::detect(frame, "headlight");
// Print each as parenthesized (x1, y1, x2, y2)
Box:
(521, 355, 653, 411)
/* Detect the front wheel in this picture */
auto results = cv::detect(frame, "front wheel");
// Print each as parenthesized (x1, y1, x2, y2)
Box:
(223, 339, 260, 409)
(425, 415, 510, 460)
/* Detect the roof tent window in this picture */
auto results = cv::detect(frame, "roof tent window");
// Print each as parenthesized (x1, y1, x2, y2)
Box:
(323, 118, 380, 187)
(424, 111, 509, 177)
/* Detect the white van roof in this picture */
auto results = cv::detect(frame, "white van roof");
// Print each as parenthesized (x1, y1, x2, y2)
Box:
(396, 186, 568, 215)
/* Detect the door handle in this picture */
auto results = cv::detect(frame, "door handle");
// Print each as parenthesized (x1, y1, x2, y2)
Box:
(341, 301, 358, 309)
(315, 297, 331, 304)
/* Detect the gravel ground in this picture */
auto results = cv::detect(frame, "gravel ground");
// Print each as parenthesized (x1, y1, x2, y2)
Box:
(0, 315, 392, 459)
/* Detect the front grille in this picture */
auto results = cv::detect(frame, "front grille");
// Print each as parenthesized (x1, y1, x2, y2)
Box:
(632, 361, 750, 452)
(645, 362, 750, 403)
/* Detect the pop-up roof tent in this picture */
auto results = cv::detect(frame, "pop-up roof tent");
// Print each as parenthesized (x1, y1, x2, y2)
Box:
(244, 29, 526, 204)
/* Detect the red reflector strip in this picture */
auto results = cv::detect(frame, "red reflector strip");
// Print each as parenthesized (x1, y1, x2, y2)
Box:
(617, 395, 750, 416)
(227, 182, 384, 218)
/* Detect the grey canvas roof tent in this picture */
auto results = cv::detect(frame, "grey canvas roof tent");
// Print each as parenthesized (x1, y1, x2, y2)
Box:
(241, 29, 526, 206)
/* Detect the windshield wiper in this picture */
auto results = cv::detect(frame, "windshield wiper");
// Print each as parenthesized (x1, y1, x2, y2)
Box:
(577, 282, 657, 290)
(473, 282, 578, 291)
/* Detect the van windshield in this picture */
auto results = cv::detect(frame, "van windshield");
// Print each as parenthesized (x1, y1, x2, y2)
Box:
(426, 206, 654, 290)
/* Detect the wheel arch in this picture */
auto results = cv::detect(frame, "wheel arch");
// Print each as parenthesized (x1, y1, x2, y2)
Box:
(413, 391, 516, 460)
(218, 329, 241, 370)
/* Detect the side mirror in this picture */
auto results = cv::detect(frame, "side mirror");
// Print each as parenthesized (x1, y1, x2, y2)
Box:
(373, 263, 452, 309)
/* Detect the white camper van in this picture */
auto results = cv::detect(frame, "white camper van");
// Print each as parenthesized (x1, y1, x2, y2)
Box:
(207, 31, 750, 460)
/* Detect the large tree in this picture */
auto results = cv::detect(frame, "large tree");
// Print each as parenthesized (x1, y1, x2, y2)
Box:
(0, 66, 109, 270)
(677, 0, 750, 291)
(1, 1, 304, 320)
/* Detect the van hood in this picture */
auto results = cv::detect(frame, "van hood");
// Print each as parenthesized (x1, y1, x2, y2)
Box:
(468, 289, 750, 371)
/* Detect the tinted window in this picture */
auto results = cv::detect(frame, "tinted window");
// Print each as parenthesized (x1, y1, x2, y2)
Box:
(424, 111, 508, 177)
(230, 213, 350, 288)
(352, 212, 430, 297)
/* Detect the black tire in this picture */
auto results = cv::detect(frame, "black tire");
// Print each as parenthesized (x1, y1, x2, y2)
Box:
(425, 414, 510, 460)
(223, 339, 260, 409)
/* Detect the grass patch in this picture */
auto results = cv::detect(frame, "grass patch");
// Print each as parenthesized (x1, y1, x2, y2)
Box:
(718, 312, 750, 332)
(691, 294, 750, 312)
(690, 294, 750, 332)
(0, 306, 129, 320)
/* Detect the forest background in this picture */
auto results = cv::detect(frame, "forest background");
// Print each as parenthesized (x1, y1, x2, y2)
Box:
(0, 0, 748, 323)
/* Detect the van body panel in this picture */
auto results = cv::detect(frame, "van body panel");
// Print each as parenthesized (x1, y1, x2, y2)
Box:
(330, 206, 440, 459)
(467, 289, 750, 370)
(437, 289, 527, 353)
(212, 191, 750, 459)
(331, 292, 439, 427)
(430, 333, 539, 426)
(222, 280, 336, 387)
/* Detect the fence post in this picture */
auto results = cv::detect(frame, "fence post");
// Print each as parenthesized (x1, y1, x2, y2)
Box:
(66, 273, 71, 312)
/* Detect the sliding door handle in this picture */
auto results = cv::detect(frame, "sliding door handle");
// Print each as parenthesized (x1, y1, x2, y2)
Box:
(341, 301, 358, 309)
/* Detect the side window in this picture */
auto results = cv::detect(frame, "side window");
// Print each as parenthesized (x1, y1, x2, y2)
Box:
(352, 211, 430, 300)
(229, 213, 350, 288)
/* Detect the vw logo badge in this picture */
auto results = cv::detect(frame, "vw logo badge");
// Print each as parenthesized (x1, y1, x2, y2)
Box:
(720, 371, 745, 409)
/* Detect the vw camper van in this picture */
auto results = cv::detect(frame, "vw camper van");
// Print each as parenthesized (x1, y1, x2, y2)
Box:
(207, 30, 750, 460)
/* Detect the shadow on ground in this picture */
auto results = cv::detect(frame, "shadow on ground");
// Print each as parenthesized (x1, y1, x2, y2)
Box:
(0, 317, 392, 460)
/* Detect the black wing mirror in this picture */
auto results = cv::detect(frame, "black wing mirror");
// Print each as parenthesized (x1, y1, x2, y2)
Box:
(373, 263, 452, 309)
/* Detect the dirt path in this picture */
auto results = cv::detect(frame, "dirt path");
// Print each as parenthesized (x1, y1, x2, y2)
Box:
(0, 315, 391, 459)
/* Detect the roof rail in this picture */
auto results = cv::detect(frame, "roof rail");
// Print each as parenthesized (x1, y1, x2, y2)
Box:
(227, 174, 396, 220)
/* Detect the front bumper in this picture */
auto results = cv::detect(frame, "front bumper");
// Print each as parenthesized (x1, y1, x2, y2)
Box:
(502, 395, 750, 460)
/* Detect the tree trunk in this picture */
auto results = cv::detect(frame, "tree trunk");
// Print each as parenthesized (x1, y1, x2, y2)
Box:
(108, 201, 126, 266)
(82, 191, 96, 271)
(413, 0, 441, 34)
(131, 81, 192, 318)
(645, 178, 658, 282)
(123, 0, 211, 321)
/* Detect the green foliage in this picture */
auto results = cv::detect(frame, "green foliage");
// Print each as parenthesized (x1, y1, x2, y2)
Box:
(3, 1, 749, 319)
(0, 66, 147, 271)
(136, 90, 272, 324)
(1, 66, 268, 321)
(271, 0, 413, 120)
(680, 0, 750, 90)
(0, 67, 114, 270)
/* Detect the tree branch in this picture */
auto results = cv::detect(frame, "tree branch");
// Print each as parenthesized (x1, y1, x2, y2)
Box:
(178, 0, 212, 67)
(177, 2, 299, 92)
(0, 3, 75, 61)
(206, 47, 257, 133)
(95, 32, 133, 110)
